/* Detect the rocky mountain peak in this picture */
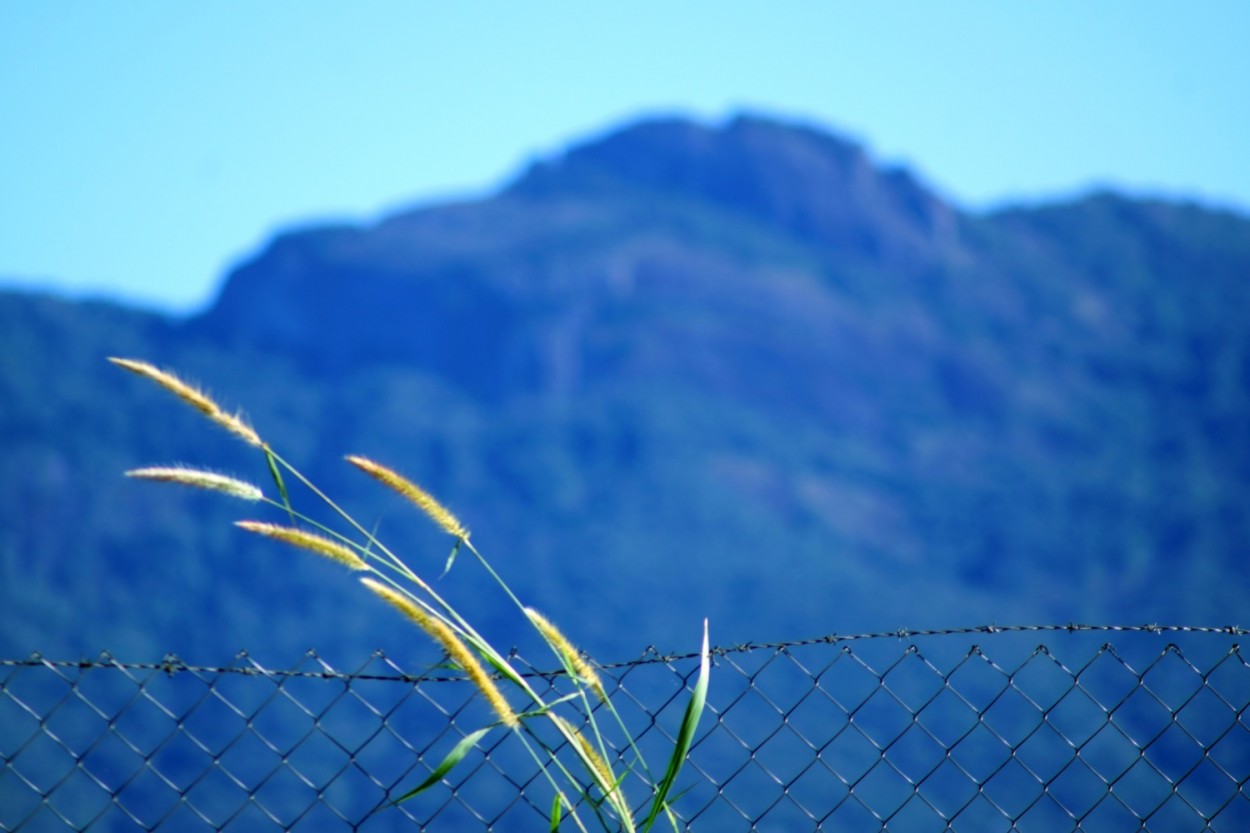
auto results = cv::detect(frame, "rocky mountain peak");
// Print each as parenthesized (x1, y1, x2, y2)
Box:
(509, 113, 961, 259)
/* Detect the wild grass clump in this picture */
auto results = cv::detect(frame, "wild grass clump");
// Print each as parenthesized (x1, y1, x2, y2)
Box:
(111, 357, 709, 832)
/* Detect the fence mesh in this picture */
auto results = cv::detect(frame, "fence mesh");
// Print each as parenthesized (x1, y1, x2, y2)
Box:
(3, 624, 1248, 832)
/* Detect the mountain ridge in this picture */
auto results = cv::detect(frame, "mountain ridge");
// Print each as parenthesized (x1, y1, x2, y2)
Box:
(2, 112, 1248, 667)
(194, 114, 977, 406)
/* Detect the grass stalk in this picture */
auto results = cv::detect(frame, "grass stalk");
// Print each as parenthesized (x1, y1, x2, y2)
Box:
(112, 356, 707, 831)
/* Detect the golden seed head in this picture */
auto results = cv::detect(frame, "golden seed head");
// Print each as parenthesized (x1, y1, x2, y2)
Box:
(108, 358, 217, 416)
(235, 521, 368, 571)
(360, 577, 428, 625)
(526, 607, 607, 702)
(126, 466, 263, 501)
(550, 714, 616, 796)
(109, 357, 263, 447)
(360, 578, 517, 728)
(345, 455, 468, 539)
(210, 409, 263, 448)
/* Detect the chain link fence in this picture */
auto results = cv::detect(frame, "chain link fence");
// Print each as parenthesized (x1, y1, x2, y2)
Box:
(3, 624, 1248, 831)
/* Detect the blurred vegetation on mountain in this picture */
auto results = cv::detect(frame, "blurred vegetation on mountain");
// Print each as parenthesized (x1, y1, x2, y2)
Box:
(3, 114, 1248, 667)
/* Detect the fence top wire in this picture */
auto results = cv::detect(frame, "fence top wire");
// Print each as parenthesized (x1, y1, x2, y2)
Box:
(3, 621, 1248, 833)
(2, 622, 1244, 680)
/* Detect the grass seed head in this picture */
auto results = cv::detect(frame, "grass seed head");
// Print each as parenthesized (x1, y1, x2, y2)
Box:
(550, 714, 617, 797)
(345, 455, 468, 539)
(361, 578, 517, 728)
(525, 607, 607, 702)
(109, 357, 263, 447)
(236, 521, 368, 571)
(126, 466, 263, 501)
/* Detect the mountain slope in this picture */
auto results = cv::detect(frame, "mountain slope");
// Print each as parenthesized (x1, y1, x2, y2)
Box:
(2, 113, 1248, 667)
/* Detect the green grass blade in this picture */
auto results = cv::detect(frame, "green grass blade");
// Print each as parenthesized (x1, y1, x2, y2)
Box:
(513, 692, 580, 720)
(263, 445, 295, 523)
(642, 620, 709, 832)
(550, 794, 563, 832)
(392, 726, 492, 805)
(441, 537, 462, 578)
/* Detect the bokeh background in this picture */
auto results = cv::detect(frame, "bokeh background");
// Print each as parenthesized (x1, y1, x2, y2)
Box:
(2, 1, 1248, 662)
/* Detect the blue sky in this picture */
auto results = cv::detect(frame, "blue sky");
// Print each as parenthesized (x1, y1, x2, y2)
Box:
(2, 2, 1247, 313)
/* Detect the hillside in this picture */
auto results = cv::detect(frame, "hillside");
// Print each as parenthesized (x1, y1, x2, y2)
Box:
(3, 113, 1248, 667)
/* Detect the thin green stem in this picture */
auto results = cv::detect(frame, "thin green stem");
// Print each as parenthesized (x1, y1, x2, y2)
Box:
(259, 452, 555, 717)
(464, 538, 529, 613)
(514, 727, 594, 833)
(264, 450, 421, 584)
(465, 536, 659, 827)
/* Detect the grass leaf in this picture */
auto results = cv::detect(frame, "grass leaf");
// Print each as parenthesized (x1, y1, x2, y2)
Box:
(392, 726, 493, 805)
(263, 445, 295, 523)
(550, 794, 563, 832)
(642, 619, 709, 832)
(441, 537, 462, 578)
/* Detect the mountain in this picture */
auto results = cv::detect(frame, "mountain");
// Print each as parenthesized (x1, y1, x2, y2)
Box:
(3, 113, 1249, 669)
